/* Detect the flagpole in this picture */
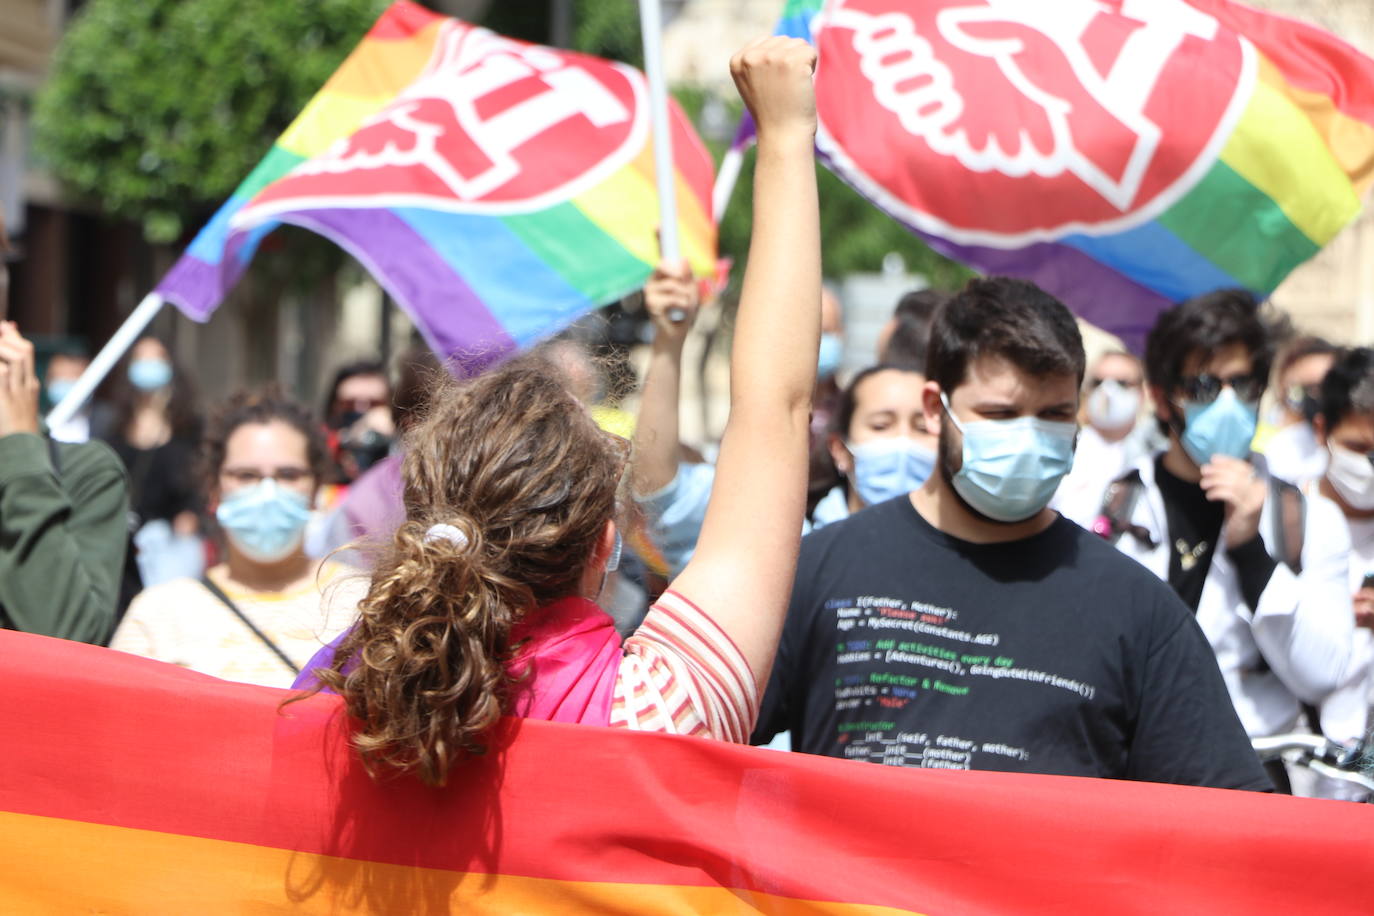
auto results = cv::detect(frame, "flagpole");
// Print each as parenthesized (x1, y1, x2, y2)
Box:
(46, 292, 165, 428)
(638, 0, 687, 322)
(712, 146, 745, 221)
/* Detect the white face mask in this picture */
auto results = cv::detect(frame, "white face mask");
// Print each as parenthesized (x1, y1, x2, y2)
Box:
(1327, 442, 1374, 510)
(1086, 380, 1140, 432)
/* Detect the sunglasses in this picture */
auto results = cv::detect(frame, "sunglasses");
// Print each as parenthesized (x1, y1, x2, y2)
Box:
(1177, 372, 1265, 405)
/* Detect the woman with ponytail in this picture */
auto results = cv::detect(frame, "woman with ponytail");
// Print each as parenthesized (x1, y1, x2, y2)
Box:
(294, 37, 822, 787)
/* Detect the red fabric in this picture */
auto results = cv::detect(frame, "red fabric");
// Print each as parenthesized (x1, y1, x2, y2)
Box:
(2, 630, 1372, 913)
(1189, 0, 1374, 125)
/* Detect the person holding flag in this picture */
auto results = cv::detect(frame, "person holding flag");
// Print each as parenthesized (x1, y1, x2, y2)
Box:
(292, 36, 823, 786)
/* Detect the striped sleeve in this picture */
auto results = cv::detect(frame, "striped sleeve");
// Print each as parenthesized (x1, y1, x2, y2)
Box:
(609, 590, 759, 743)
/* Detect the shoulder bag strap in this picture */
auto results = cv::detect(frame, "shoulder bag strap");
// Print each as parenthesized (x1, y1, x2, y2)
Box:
(198, 575, 301, 676)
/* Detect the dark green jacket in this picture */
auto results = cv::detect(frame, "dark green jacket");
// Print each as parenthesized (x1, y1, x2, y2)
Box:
(0, 432, 130, 644)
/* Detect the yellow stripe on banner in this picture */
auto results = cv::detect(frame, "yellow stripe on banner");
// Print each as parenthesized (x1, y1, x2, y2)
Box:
(276, 91, 396, 159)
(628, 141, 718, 275)
(1220, 56, 1362, 246)
(324, 23, 445, 98)
(0, 812, 924, 915)
(576, 150, 716, 278)
(275, 24, 446, 158)
(1271, 66, 1374, 196)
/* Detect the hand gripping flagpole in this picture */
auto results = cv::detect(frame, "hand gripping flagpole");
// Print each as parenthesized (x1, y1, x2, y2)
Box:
(638, 0, 687, 323)
(46, 292, 166, 429)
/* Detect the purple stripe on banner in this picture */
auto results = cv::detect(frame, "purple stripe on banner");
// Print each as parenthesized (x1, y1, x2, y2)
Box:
(159, 223, 279, 321)
(280, 209, 516, 369)
(918, 233, 1175, 354)
(156, 255, 235, 321)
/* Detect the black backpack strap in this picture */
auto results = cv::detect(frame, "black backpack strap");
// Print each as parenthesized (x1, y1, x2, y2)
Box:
(1093, 469, 1157, 549)
(1267, 477, 1306, 575)
(45, 436, 62, 475)
(198, 575, 301, 676)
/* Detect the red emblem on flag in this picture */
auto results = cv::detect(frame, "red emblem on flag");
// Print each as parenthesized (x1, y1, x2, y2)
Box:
(814, 0, 1251, 243)
(243, 22, 646, 221)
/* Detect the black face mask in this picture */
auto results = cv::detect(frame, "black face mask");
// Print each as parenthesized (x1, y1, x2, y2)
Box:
(330, 408, 364, 432)
(342, 430, 392, 475)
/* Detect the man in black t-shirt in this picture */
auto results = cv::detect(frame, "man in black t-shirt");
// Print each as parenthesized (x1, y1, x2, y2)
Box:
(753, 278, 1270, 791)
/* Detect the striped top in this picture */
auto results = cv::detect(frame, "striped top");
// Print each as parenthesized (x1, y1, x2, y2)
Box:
(611, 590, 758, 744)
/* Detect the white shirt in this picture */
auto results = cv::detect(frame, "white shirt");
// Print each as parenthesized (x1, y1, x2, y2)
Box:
(1053, 425, 1134, 528)
(1264, 422, 1328, 486)
(1311, 512, 1374, 799)
(1111, 455, 1355, 738)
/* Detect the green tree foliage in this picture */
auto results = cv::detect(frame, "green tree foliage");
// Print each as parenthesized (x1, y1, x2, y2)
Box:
(33, 0, 388, 243)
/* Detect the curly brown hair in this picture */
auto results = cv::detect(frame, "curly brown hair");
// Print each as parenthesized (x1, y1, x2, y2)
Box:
(202, 385, 329, 494)
(310, 358, 628, 786)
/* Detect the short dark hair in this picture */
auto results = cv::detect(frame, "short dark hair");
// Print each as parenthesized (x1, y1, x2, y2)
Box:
(883, 289, 949, 372)
(1319, 347, 1374, 431)
(926, 277, 1085, 394)
(1276, 335, 1338, 381)
(204, 386, 329, 493)
(323, 360, 387, 421)
(1144, 289, 1287, 394)
(830, 363, 924, 439)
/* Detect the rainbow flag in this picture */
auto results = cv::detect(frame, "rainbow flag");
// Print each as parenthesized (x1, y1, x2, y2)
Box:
(785, 0, 1374, 349)
(3, 629, 1372, 912)
(155, 1, 715, 365)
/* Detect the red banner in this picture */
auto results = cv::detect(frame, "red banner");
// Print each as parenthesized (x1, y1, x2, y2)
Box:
(0, 630, 1370, 913)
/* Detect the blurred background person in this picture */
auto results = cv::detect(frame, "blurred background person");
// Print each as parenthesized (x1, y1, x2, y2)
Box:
(42, 346, 96, 444)
(1104, 291, 1351, 792)
(101, 335, 205, 588)
(1259, 336, 1339, 486)
(111, 389, 358, 687)
(320, 360, 394, 499)
(0, 321, 130, 644)
(540, 335, 636, 440)
(1307, 347, 1374, 800)
(633, 265, 920, 580)
(876, 288, 946, 367)
(1054, 350, 1156, 528)
(309, 347, 442, 566)
(817, 365, 935, 527)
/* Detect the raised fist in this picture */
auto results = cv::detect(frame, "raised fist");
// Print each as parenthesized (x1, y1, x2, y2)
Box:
(730, 37, 818, 146)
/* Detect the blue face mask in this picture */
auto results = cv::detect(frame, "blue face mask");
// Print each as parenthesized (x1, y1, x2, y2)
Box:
(941, 394, 1077, 524)
(215, 478, 312, 564)
(848, 437, 935, 506)
(129, 358, 173, 391)
(817, 333, 843, 379)
(1180, 388, 1258, 466)
(45, 379, 77, 407)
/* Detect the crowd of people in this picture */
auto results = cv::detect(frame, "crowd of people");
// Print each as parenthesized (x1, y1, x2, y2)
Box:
(1, 37, 1371, 801)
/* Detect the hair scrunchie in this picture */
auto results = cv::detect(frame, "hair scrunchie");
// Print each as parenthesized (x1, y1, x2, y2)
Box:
(424, 523, 468, 547)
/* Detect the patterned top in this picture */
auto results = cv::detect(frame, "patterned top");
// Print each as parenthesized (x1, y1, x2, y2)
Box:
(110, 562, 362, 689)
(611, 589, 758, 743)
